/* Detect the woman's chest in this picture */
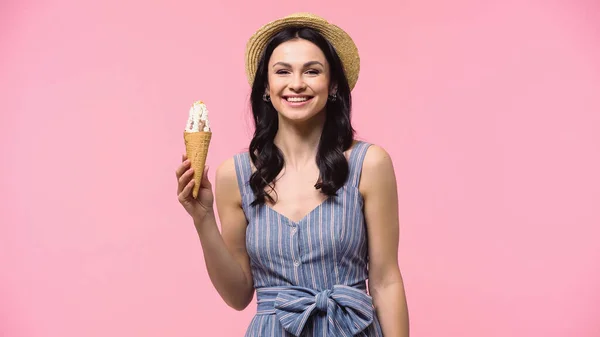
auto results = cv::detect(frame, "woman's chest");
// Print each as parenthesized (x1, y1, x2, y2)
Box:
(244, 186, 367, 268)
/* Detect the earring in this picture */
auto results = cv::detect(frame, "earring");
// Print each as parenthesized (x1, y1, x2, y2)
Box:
(328, 92, 337, 102)
(263, 93, 271, 102)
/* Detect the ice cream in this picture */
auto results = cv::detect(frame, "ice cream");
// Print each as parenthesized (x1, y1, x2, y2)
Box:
(183, 100, 212, 199)
(185, 100, 211, 132)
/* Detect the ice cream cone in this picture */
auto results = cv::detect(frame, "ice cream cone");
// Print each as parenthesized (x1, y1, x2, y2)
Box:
(183, 130, 212, 198)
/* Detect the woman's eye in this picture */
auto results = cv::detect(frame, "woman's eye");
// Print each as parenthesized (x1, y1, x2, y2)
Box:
(274, 69, 320, 75)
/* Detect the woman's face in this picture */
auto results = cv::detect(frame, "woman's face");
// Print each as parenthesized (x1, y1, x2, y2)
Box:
(267, 38, 332, 123)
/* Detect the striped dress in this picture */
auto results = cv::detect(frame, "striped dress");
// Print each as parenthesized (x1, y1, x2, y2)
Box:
(234, 141, 383, 337)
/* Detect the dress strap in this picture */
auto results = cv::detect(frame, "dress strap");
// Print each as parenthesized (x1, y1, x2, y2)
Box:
(233, 151, 253, 199)
(347, 141, 372, 188)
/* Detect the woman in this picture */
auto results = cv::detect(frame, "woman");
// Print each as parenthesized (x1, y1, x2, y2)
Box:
(176, 13, 409, 337)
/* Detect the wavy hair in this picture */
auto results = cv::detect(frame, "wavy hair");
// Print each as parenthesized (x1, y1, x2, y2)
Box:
(248, 27, 355, 206)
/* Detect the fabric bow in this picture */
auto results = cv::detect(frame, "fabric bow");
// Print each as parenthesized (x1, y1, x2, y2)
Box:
(272, 285, 374, 336)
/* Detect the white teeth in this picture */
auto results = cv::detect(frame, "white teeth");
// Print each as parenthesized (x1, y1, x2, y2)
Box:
(286, 97, 309, 102)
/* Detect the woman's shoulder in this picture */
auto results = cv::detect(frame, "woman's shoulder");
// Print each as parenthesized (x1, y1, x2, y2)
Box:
(214, 153, 249, 204)
(215, 150, 255, 187)
(364, 143, 392, 168)
(351, 140, 395, 179)
(352, 140, 397, 197)
(349, 139, 392, 166)
(215, 156, 238, 189)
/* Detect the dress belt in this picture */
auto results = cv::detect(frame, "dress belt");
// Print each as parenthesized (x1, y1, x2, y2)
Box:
(256, 283, 374, 336)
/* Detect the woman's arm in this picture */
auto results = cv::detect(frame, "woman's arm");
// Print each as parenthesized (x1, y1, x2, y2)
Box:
(360, 145, 410, 337)
(193, 157, 254, 310)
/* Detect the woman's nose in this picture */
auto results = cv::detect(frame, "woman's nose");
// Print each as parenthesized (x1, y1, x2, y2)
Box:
(288, 73, 306, 91)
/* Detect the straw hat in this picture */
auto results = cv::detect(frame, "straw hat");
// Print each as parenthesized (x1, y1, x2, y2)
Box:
(244, 12, 360, 90)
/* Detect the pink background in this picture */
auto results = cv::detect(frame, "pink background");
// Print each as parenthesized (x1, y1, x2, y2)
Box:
(2, 0, 599, 336)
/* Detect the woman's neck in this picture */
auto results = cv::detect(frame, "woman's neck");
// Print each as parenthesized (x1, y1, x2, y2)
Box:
(274, 113, 325, 171)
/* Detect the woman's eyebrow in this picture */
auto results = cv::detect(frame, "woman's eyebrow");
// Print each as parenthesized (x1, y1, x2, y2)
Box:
(272, 61, 325, 68)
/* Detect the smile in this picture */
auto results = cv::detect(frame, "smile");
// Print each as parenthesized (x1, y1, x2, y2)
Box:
(282, 96, 314, 106)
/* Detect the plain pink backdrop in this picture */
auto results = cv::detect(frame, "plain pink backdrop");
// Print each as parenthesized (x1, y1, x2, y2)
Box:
(2, 0, 599, 336)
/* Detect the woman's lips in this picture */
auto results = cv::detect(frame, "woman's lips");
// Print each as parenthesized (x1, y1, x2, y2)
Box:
(281, 96, 314, 107)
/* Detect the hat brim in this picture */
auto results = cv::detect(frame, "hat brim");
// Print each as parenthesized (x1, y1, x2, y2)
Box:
(244, 13, 360, 91)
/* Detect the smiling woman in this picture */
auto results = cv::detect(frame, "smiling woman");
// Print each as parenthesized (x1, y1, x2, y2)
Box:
(175, 12, 409, 337)
(248, 26, 354, 207)
(268, 45, 330, 121)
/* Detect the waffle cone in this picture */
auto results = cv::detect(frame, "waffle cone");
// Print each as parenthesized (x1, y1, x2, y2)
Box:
(183, 131, 212, 198)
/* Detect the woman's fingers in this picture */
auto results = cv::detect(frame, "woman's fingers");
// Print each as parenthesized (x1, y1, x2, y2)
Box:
(177, 155, 210, 204)
(175, 154, 189, 179)
(178, 178, 195, 202)
(177, 165, 194, 194)
(175, 159, 190, 178)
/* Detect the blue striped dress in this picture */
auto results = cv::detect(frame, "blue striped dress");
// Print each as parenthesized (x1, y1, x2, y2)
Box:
(233, 141, 384, 337)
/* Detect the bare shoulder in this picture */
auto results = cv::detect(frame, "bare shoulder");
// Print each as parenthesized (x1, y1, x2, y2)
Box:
(363, 144, 394, 169)
(215, 155, 236, 180)
(215, 155, 242, 206)
(358, 144, 397, 196)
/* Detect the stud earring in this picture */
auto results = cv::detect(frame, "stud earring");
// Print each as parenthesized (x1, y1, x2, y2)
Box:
(328, 92, 337, 102)
(263, 93, 271, 102)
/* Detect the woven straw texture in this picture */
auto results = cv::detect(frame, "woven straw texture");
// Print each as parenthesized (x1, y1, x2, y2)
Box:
(244, 12, 360, 90)
(183, 131, 212, 199)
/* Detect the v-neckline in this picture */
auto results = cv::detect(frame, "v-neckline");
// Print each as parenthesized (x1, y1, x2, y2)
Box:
(265, 197, 332, 225)
(247, 140, 361, 225)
